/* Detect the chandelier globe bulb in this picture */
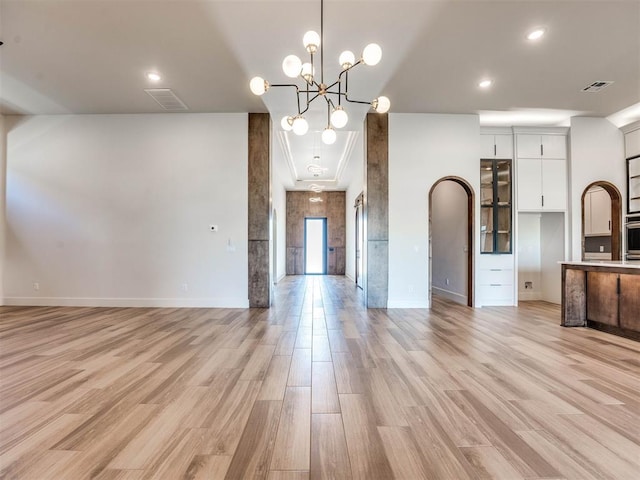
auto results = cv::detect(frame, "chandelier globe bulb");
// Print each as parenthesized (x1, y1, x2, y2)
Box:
(292, 116, 309, 136)
(303, 31, 320, 53)
(301, 63, 315, 83)
(330, 107, 348, 129)
(281, 115, 294, 131)
(282, 55, 303, 78)
(249, 76, 269, 96)
(338, 50, 356, 70)
(373, 96, 391, 114)
(362, 43, 382, 66)
(322, 127, 337, 145)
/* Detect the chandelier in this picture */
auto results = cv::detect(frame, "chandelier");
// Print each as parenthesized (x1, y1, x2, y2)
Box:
(249, 0, 390, 145)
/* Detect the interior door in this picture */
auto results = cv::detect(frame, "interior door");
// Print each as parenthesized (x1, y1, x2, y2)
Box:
(355, 204, 363, 288)
(305, 218, 327, 275)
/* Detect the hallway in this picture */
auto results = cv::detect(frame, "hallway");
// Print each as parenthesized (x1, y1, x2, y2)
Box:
(1, 276, 639, 479)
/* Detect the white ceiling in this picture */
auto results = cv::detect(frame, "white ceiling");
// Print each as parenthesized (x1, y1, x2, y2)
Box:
(1, 0, 639, 190)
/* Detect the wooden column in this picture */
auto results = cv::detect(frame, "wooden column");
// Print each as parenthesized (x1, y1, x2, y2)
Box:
(248, 113, 271, 307)
(365, 113, 388, 308)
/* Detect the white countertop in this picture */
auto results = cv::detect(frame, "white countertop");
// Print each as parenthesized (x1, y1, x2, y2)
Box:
(561, 260, 640, 269)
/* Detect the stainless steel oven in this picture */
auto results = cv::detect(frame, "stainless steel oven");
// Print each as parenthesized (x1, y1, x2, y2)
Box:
(626, 215, 640, 259)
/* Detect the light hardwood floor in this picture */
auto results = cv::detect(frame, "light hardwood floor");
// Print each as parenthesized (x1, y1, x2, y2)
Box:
(1, 275, 639, 479)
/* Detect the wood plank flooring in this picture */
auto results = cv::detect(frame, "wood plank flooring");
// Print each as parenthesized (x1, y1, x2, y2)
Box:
(1, 275, 640, 479)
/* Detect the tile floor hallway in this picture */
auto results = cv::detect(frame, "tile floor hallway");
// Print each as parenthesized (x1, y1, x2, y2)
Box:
(1, 275, 639, 479)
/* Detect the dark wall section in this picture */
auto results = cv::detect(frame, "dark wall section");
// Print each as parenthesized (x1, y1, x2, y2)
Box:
(286, 191, 346, 275)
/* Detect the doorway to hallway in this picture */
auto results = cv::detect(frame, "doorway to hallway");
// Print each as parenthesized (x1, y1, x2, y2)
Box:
(429, 177, 474, 307)
(305, 218, 327, 274)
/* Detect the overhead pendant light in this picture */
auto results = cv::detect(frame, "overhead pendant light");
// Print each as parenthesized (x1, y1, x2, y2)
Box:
(248, 0, 390, 136)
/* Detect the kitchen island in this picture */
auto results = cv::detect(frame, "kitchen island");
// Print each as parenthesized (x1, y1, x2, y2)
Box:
(562, 260, 640, 340)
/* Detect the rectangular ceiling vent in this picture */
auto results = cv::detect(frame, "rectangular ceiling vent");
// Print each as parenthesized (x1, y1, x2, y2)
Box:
(144, 88, 189, 111)
(581, 81, 614, 93)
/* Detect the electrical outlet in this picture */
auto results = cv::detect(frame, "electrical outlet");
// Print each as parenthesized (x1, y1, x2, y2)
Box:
(599, 245, 604, 253)
(445, 278, 450, 286)
(33, 282, 40, 291)
(210, 225, 218, 232)
(524, 281, 533, 289)
(181, 283, 188, 292)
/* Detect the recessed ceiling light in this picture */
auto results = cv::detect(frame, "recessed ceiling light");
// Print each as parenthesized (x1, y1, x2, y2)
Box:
(527, 28, 546, 41)
(478, 79, 493, 89)
(146, 72, 161, 82)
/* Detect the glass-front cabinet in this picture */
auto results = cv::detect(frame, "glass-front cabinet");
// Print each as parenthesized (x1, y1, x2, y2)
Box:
(481, 159, 512, 253)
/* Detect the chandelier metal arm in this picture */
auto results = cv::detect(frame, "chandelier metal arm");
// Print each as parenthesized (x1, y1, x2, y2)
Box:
(340, 68, 374, 106)
(269, 83, 305, 114)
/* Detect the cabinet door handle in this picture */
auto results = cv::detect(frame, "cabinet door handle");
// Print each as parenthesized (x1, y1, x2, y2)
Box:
(490, 284, 501, 287)
(494, 144, 497, 156)
(542, 195, 544, 207)
(609, 220, 611, 231)
(541, 143, 544, 156)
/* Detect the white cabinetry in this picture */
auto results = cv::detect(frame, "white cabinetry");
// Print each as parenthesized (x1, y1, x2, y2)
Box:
(624, 128, 640, 159)
(481, 134, 513, 159)
(584, 187, 611, 236)
(477, 255, 515, 306)
(516, 134, 567, 211)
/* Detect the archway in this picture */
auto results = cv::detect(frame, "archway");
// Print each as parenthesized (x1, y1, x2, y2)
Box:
(428, 177, 474, 307)
(581, 181, 622, 261)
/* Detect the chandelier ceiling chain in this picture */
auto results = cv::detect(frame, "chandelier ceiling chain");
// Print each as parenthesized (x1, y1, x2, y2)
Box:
(249, 0, 390, 145)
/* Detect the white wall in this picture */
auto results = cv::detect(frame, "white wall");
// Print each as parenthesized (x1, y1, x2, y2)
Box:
(569, 117, 626, 259)
(517, 212, 564, 304)
(389, 113, 480, 308)
(4, 113, 249, 307)
(517, 213, 541, 301)
(345, 134, 364, 283)
(431, 180, 468, 304)
(0, 115, 6, 305)
(271, 166, 287, 284)
(541, 212, 565, 304)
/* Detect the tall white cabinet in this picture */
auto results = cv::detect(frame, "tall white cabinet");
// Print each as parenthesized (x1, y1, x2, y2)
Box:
(479, 128, 516, 307)
(516, 134, 567, 211)
(514, 129, 569, 305)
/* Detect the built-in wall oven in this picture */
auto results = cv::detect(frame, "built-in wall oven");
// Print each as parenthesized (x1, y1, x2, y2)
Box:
(626, 214, 640, 259)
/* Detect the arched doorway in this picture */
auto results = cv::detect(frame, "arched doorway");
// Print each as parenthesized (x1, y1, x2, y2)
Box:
(429, 177, 474, 307)
(581, 181, 622, 261)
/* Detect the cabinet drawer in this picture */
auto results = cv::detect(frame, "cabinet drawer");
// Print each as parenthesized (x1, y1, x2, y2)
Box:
(480, 269, 513, 285)
(478, 284, 514, 301)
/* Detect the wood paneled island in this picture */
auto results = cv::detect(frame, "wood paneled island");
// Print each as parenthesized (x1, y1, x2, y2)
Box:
(562, 261, 640, 340)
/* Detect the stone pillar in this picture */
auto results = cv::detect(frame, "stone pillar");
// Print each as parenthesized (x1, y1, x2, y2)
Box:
(365, 113, 388, 308)
(248, 113, 271, 307)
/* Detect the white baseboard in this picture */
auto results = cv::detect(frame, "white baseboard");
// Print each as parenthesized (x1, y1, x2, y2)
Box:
(432, 287, 468, 305)
(2, 296, 250, 309)
(345, 273, 356, 283)
(387, 298, 429, 308)
(275, 273, 286, 284)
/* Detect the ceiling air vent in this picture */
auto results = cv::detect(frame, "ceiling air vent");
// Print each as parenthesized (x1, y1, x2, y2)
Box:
(581, 81, 614, 93)
(144, 88, 189, 111)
